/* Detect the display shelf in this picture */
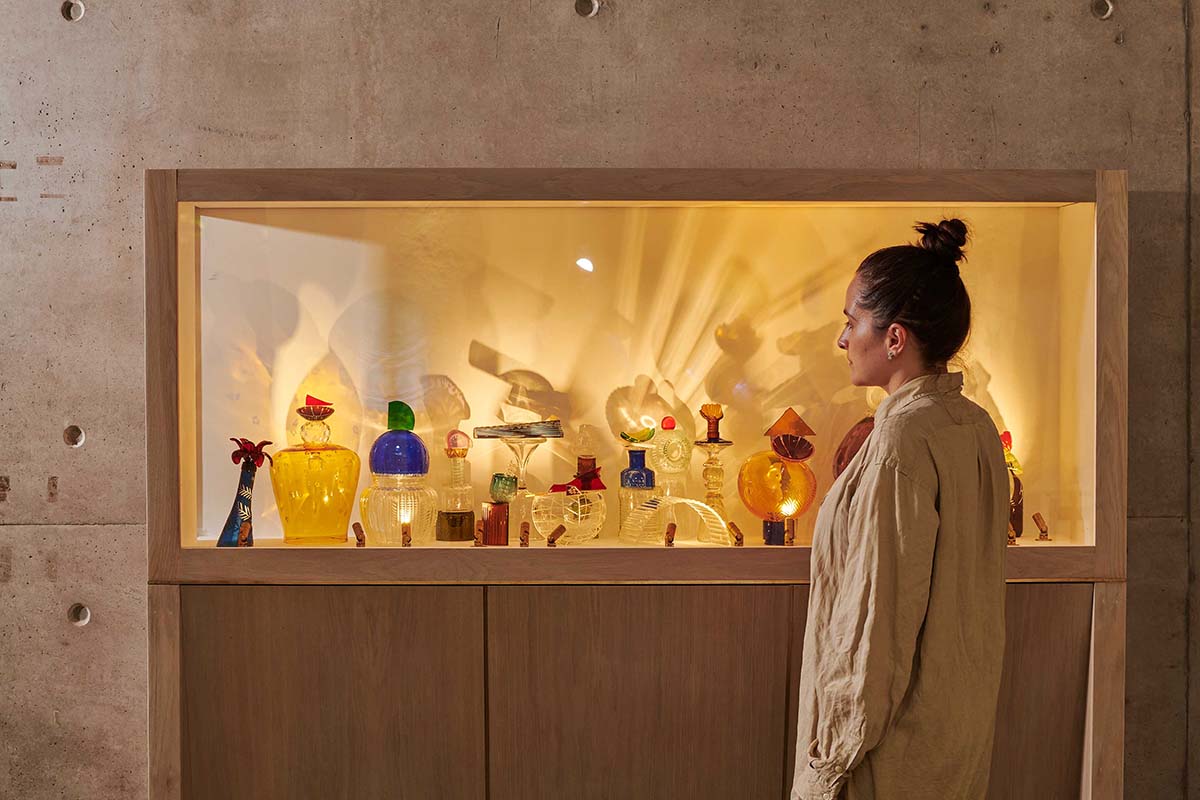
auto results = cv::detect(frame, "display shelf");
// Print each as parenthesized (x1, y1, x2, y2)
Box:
(169, 541, 1100, 585)
(147, 169, 1127, 584)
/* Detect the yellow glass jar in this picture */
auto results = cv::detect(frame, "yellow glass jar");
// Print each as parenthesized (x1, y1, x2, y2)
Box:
(270, 397, 360, 544)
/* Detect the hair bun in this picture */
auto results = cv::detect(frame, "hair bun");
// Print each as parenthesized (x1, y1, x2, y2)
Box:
(914, 218, 968, 264)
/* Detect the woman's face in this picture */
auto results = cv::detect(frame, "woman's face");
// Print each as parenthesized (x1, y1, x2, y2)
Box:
(837, 274, 892, 387)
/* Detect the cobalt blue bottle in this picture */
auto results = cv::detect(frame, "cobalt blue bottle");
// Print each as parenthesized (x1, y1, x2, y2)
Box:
(618, 448, 658, 532)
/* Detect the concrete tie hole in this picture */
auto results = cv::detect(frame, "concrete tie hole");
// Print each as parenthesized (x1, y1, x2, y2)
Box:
(63, 425, 85, 447)
(68, 603, 91, 627)
(61, 1, 85, 20)
(1090, 0, 1113, 20)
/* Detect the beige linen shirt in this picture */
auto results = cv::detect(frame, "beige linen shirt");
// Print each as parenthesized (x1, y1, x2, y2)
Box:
(791, 372, 1009, 800)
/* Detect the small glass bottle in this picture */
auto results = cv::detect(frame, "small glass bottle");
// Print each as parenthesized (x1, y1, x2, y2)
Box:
(650, 415, 695, 539)
(482, 472, 518, 546)
(359, 401, 438, 546)
(619, 448, 658, 531)
(269, 396, 360, 545)
(436, 429, 476, 542)
(648, 415, 692, 497)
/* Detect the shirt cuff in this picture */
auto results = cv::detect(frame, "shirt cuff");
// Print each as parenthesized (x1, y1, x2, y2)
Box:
(790, 740, 847, 800)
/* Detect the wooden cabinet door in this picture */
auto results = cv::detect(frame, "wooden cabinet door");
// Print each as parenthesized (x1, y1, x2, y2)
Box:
(986, 583, 1093, 799)
(180, 586, 485, 800)
(486, 585, 793, 800)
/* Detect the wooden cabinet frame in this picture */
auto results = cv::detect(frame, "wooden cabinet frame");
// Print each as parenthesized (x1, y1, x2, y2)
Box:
(145, 168, 1127, 799)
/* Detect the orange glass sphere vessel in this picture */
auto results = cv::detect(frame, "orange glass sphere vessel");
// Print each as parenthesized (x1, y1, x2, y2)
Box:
(737, 408, 817, 545)
(737, 452, 817, 521)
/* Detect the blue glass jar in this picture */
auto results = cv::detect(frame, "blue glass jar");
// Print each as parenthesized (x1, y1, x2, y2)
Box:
(359, 401, 437, 545)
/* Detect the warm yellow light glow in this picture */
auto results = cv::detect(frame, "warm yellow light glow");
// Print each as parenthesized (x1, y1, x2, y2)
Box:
(187, 200, 1098, 546)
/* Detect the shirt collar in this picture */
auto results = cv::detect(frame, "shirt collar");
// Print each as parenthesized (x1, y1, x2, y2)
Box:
(874, 371, 964, 423)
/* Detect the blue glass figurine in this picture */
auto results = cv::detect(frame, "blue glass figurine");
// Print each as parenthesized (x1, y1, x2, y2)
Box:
(218, 437, 272, 547)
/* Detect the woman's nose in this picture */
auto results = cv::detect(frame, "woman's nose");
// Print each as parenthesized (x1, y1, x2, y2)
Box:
(836, 335, 848, 351)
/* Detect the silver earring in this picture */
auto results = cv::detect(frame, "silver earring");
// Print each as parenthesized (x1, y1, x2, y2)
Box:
(887, 351, 895, 361)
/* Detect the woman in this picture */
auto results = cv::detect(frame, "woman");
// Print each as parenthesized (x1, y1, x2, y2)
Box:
(790, 219, 1010, 800)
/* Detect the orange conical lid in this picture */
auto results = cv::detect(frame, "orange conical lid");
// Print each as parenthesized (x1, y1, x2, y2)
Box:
(765, 408, 815, 438)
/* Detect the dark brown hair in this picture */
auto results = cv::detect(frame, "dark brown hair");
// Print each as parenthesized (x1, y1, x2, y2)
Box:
(855, 218, 971, 367)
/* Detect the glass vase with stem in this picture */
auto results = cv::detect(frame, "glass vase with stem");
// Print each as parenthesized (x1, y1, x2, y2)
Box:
(501, 436, 546, 531)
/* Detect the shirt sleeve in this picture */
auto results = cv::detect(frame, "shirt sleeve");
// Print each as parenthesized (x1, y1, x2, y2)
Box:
(792, 459, 939, 800)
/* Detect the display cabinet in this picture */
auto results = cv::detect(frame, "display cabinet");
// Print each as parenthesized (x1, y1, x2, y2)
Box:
(146, 169, 1126, 799)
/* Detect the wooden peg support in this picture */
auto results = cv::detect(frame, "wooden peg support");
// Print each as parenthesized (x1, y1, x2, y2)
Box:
(1032, 512, 1050, 541)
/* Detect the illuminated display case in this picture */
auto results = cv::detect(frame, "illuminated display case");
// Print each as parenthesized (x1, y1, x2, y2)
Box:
(145, 170, 1128, 800)
(147, 169, 1126, 583)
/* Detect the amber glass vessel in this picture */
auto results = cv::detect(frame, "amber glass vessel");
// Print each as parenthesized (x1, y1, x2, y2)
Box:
(737, 452, 817, 541)
(737, 408, 818, 545)
(269, 396, 361, 544)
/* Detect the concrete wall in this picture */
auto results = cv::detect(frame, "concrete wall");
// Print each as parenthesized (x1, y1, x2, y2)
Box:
(0, 1, 1190, 796)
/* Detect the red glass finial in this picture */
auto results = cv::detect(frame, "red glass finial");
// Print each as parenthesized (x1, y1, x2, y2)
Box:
(298, 395, 335, 422)
(229, 437, 273, 468)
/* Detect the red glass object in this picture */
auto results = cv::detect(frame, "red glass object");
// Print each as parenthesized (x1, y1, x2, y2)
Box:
(550, 456, 607, 492)
(833, 417, 875, 479)
(482, 501, 510, 546)
(229, 437, 272, 468)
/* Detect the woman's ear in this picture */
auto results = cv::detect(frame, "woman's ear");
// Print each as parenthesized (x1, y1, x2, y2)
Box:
(887, 323, 908, 356)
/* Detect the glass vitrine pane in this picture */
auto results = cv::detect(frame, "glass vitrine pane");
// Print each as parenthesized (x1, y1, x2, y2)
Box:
(181, 201, 1096, 548)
